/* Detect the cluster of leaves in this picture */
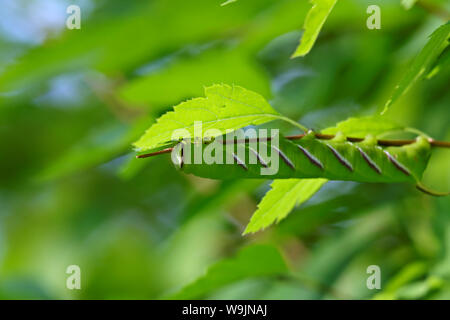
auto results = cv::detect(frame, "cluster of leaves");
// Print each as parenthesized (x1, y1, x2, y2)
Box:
(134, 15, 449, 233)
(0, 0, 449, 300)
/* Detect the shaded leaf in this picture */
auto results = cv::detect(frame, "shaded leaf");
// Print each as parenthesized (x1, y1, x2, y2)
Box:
(37, 117, 153, 182)
(383, 22, 450, 113)
(0, 0, 274, 92)
(298, 207, 394, 299)
(166, 244, 288, 299)
(427, 45, 450, 78)
(374, 262, 428, 300)
(119, 48, 270, 109)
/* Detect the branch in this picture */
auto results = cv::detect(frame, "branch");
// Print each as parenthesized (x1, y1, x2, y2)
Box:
(136, 133, 450, 158)
(287, 133, 450, 148)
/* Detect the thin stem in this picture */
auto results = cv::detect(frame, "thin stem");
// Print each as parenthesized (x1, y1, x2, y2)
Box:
(416, 183, 450, 197)
(136, 148, 173, 158)
(427, 139, 450, 148)
(287, 133, 450, 148)
(275, 115, 310, 133)
(136, 133, 450, 158)
(405, 127, 432, 140)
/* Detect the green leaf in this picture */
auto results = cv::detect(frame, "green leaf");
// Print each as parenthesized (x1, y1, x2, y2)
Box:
(242, 115, 405, 234)
(299, 207, 394, 299)
(383, 22, 450, 113)
(321, 116, 403, 138)
(427, 46, 450, 79)
(374, 262, 428, 300)
(166, 244, 288, 299)
(291, 0, 337, 58)
(244, 178, 328, 234)
(133, 84, 282, 152)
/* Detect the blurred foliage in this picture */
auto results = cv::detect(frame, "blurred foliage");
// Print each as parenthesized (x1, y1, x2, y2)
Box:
(0, 0, 449, 300)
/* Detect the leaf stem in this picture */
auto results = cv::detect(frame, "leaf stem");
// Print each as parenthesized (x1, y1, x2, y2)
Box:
(136, 148, 174, 158)
(136, 133, 450, 158)
(275, 115, 310, 132)
(416, 183, 450, 197)
(287, 133, 450, 148)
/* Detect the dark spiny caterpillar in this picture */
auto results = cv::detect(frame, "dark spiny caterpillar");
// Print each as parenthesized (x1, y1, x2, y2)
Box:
(173, 132, 431, 184)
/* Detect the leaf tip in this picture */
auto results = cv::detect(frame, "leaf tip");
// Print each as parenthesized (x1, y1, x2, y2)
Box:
(290, 47, 308, 59)
(242, 225, 255, 236)
(242, 222, 266, 235)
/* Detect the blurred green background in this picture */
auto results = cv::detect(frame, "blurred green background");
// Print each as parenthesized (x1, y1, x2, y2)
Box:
(0, 0, 449, 299)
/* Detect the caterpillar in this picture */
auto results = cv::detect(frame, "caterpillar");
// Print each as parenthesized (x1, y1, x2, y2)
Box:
(172, 132, 432, 184)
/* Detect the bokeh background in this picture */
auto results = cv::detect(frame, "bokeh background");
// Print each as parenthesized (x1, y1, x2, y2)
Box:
(0, 0, 449, 299)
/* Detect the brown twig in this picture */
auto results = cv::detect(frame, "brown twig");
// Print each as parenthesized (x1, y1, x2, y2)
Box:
(136, 148, 174, 158)
(287, 133, 450, 148)
(136, 133, 450, 158)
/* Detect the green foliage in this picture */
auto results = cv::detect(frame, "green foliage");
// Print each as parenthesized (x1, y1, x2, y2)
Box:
(135, 84, 433, 234)
(297, 207, 395, 299)
(167, 244, 288, 299)
(38, 117, 153, 181)
(0, 0, 449, 301)
(0, 0, 275, 92)
(291, 0, 337, 58)
(242, 116, 409, 234)
(383, 22, 450, 113)
(244, 179, 328, 234)
(321, 116, 403, 137)
(134, 84, 303, 152)
(118, 48, 271, 108)
(428, 46, 450, 78)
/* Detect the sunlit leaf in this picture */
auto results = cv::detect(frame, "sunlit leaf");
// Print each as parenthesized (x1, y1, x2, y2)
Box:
(133, 84, 281, 152)
(244, 178, 327, 234)
(321, 116, 403, 137)
(291, 0, 337, 58)
(242, 115, 407, 234)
